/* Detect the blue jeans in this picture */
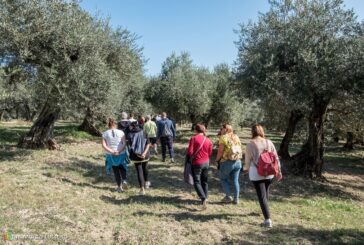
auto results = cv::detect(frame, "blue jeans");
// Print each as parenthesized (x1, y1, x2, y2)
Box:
(219, 160, 242, 199)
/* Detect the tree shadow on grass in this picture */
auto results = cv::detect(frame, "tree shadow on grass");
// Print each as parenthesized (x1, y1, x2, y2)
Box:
(264, 174, 364, 202)
(100, 194, 200, 210)
(231, 225, 364, 244)
(0, 126, 28, 145)
(42, 172, 112, 191)
(42, 154, 364, 203)
(132, 210, 249, 223)
(0, 146, 32, 161)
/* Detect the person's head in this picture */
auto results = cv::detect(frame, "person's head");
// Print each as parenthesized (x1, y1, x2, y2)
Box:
(194, 123, 206, 134)
(251, 124, 265, 139)
(221, 123, 233, 134)
(108, 118, 117, 129)
(130, 120, 139, 129)
(121, 112, 128, 120)
(145, 115, 151, 121)
(161, 112, 167, 118)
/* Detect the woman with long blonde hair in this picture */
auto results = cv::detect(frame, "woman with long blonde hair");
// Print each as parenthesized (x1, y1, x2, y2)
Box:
(214, 123, 243, 204)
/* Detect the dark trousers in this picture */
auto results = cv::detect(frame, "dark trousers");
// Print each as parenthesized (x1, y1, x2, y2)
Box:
(160, 136, 174, 159)
(134, 161, 149, 188)
(252, 179, 272, 219)
(112, 165, 127, 187)
(192, 163, 209, 202)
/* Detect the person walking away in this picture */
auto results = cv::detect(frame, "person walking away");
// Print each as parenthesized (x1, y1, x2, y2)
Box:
(118, 112, 131, 136)
(137, 115, 145, 128)
(186, 124, 213, 209)
(102, 118, 128, 192)
(157, 112, 176, 163)
(128, 113, 137, 123)
(244, 124, 282, 228)
(144, 115, 158, 154)
(127, 121, 151, 194)
(214, 124, 243, 204)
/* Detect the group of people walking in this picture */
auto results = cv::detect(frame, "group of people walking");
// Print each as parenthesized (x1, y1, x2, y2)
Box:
(101, 112, 176, 195)
(101, 112, 282, 228)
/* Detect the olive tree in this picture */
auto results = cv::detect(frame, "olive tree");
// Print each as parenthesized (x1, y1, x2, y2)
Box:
(235, 0, 364, 178)
(0, 0, 143, 147)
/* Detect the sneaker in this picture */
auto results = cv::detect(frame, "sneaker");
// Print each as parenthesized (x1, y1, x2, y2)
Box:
(122, 181, 128, 190)
(221, 196, 233, 204)
(115, 187, 123, 193)
(261, 219, 272, 228)
(162, 158, 166, 162)
(145, 181, 151, 189)
(170, 158, 175, 163)
(139, 189, 145, 195)
(201, 199, 208, 210)
(233, 198, 239, 205)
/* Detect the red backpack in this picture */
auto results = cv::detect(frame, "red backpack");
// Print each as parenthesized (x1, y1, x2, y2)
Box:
(253, 140, 279, 176)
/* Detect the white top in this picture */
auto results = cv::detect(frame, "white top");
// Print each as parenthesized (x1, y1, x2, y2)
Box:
(244, 139, 281, 181)
(102, 129, 125, 152)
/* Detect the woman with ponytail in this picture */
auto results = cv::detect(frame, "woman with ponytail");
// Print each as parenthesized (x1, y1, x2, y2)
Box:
(102, 118, 128, 192)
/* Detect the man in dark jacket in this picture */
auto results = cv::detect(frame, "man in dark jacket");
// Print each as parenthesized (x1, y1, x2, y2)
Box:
(157, 112, 176, 163)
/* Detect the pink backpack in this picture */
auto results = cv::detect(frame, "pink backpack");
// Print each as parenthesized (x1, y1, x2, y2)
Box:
(253, 140, 279, 177)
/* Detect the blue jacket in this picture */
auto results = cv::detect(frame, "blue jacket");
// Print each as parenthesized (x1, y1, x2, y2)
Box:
(157, 118, 176, 139)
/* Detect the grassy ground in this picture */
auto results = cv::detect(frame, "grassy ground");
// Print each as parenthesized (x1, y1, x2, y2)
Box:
(0, 121, 363, 244)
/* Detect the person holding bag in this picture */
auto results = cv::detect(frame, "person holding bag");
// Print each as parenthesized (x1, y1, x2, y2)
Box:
(244, 124, 282, 228)
(186, 124, 213, 209)
(214, 123, 243, 205)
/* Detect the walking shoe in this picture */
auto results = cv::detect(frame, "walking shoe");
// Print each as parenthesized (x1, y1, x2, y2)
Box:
(162, 158, 166, 162)
(260, 219, 272, 228)
(170, 158, 175, 163)
(221, 196, 233, 204)
(115, 187, 123, 193)
(145, 181, 151, 189)
(139, 189, 145, 195)
(122, 180, 128, 190)
(233, 198, 239, 205)
(201, 199, 208, 210)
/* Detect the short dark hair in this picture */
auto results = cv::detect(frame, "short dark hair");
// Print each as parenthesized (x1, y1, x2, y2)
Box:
(130, 121, 138, 128)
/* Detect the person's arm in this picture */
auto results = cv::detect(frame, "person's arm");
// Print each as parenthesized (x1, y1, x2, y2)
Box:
(208, 139, 213, 157)
(156, 121, 161, 139)
(186, 137, 194, 157)
(102, 138, 118, 155)
(244, 143, 252, 172)
(270, 140, 282, 180)
(214, 144, 224, 163)
(118, 135, 126, 153)
(170, 120, 176, 139)
(140, 143, 151, 159)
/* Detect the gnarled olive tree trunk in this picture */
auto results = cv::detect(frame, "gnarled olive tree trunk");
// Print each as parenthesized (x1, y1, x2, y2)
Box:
(18, 101, 60, 150)
(290, 95, 330, 179)
(78, 107, 101, 137)
(278, 109, 304, 160)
